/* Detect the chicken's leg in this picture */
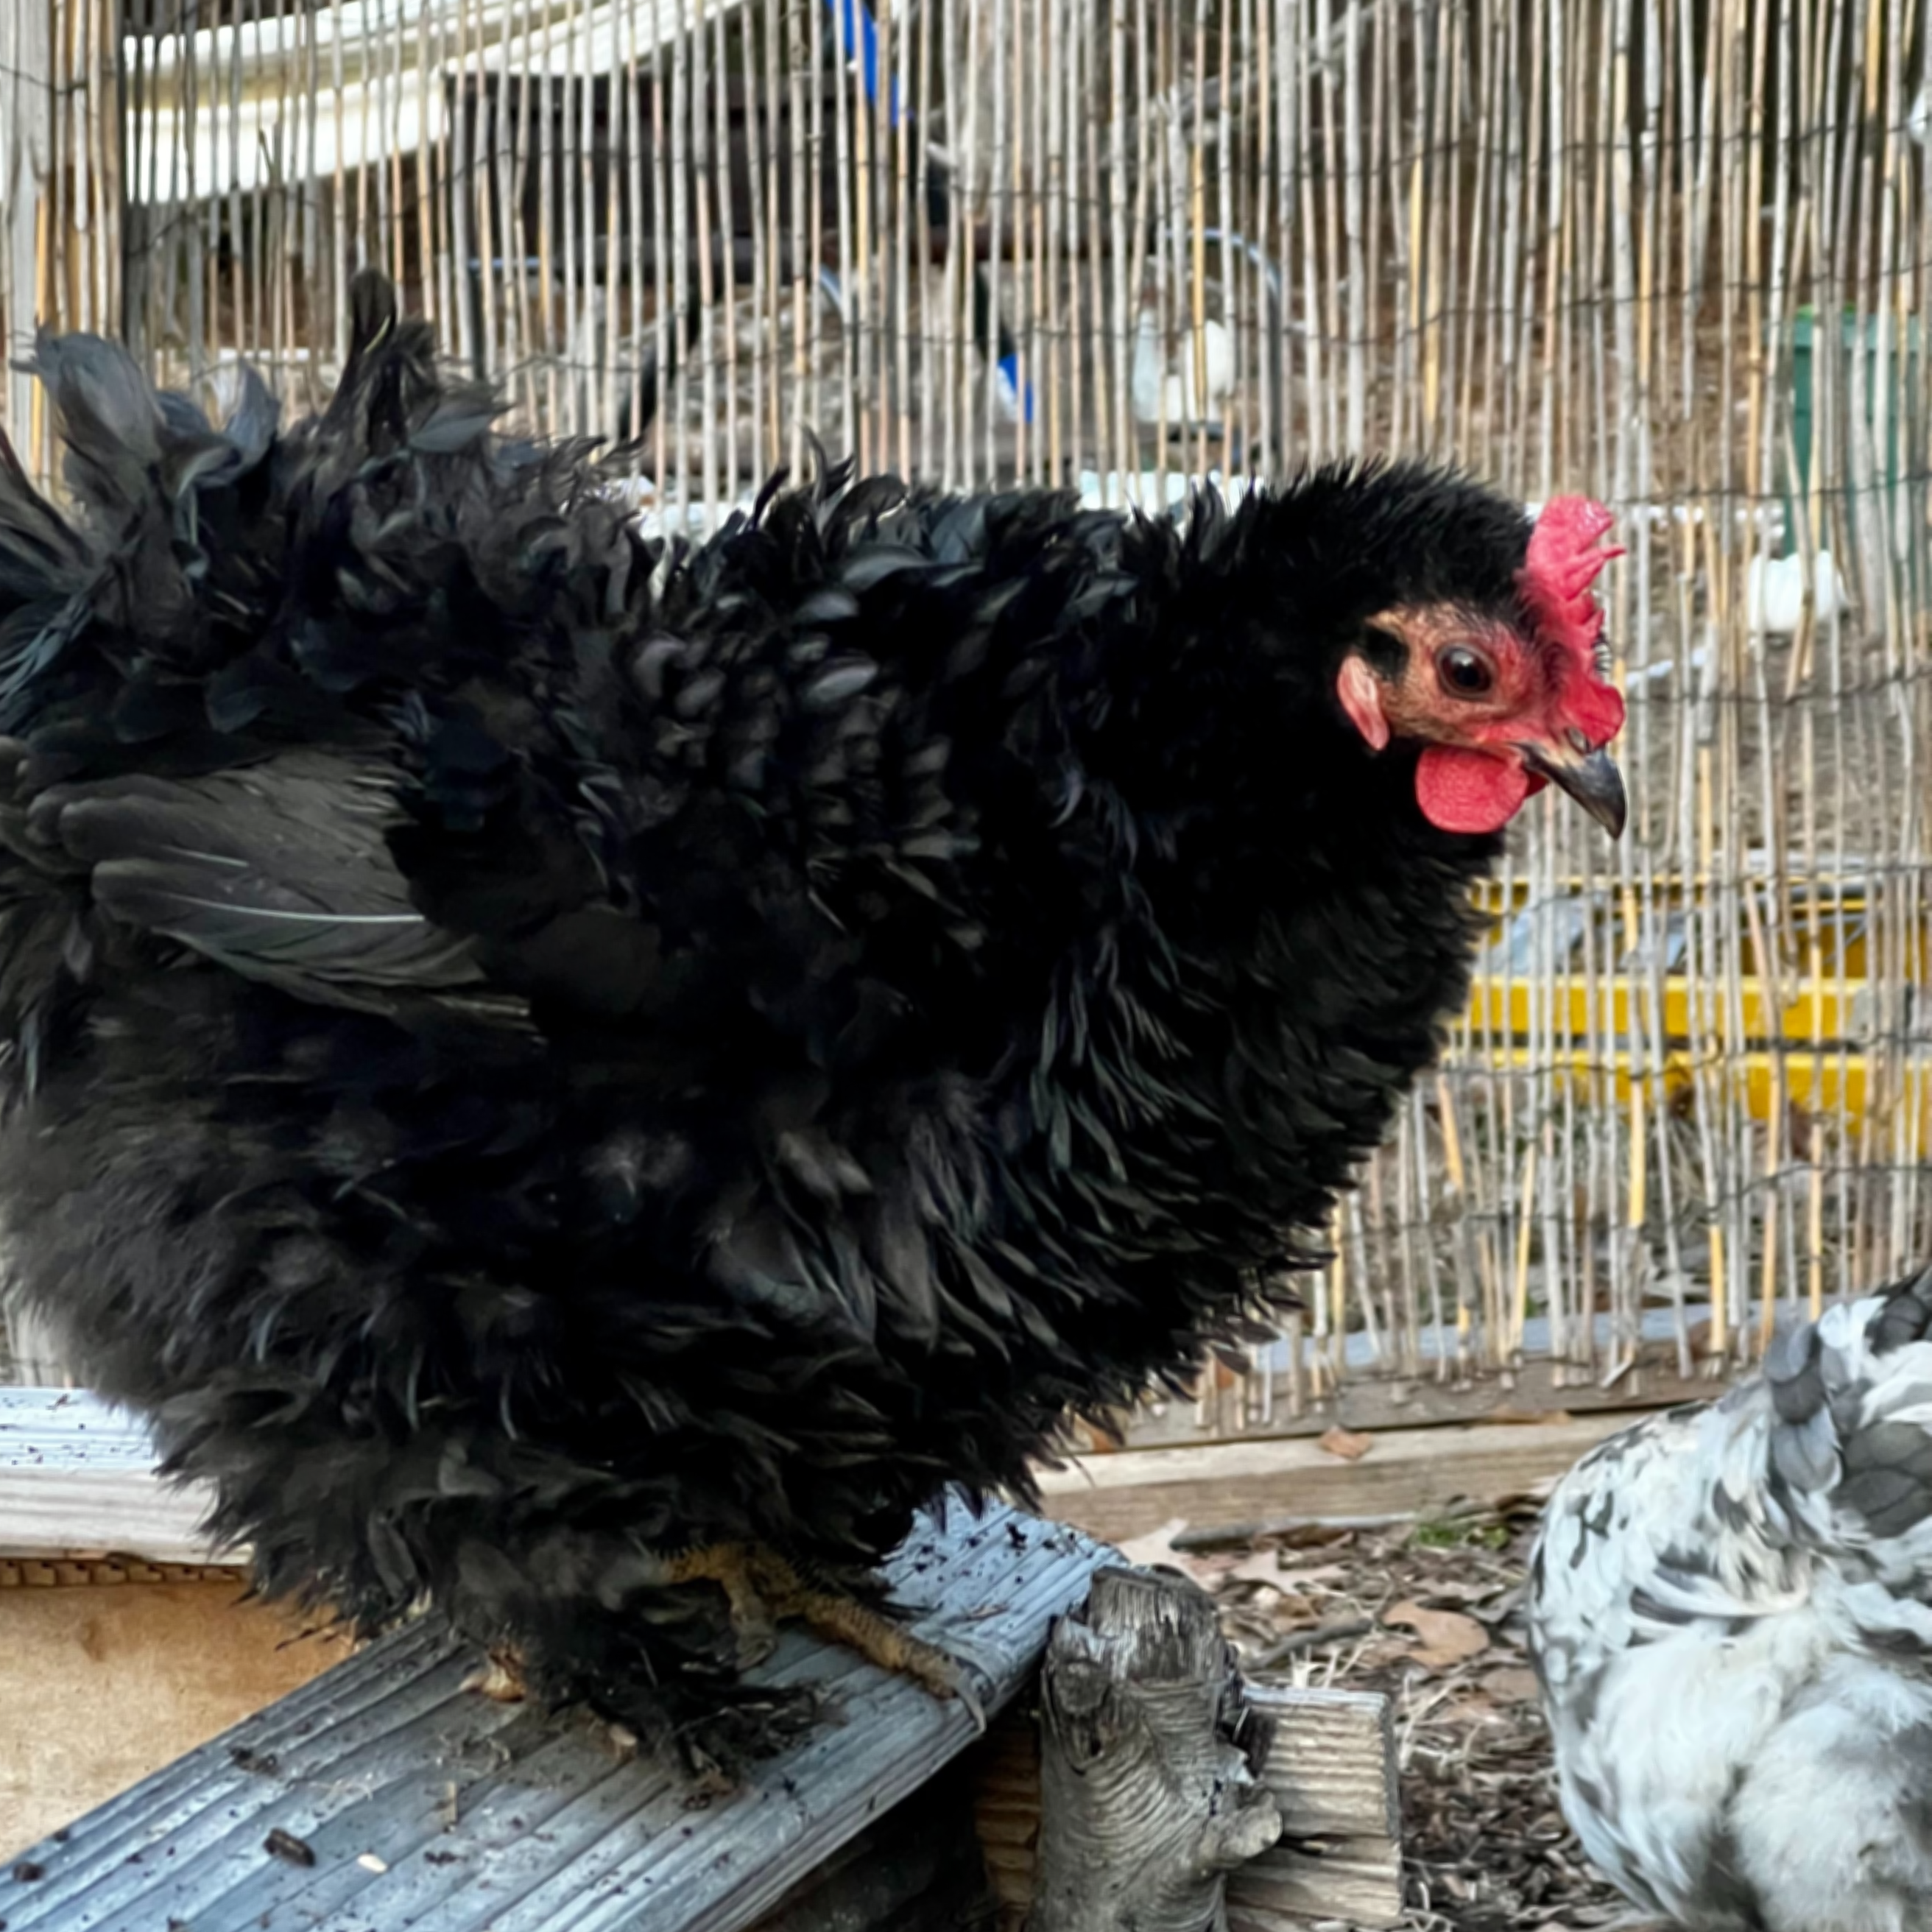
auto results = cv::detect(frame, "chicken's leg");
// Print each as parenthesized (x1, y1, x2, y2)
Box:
(663, 1543, 971, 1710)
(464, 1646, 530, 1702)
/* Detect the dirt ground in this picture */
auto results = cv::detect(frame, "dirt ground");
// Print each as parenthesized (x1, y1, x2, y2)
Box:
(1119, 1493, 1635, 1932)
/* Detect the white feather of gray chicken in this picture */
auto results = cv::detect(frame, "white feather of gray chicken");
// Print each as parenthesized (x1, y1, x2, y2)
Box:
(1526, 1269, 1932, 1932)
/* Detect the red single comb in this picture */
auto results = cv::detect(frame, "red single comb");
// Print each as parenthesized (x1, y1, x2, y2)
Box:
(1520, 496, 1624, 678)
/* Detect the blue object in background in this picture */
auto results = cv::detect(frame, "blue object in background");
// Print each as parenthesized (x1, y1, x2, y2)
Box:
(996, 352, 1035, 426)
(820, 0, 1037, 426)
(822, 0, 906, 124)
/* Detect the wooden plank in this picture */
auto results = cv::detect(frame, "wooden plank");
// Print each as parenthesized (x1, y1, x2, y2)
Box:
(971, 1709, 1041, 1930)
(1239, 1686, 1402, 1930)
(0, 1388, 226, 1562)
(1083, 1306, 1732, 1454)
(1249, 1685, 1397, 1838)
(3, 1498, 1114, 1932)
(0, 1387, 1647, 1562)
(1234, 1839, 1404, 1930)
(1035, 1414, 1632, 1543)
(0, 1387, 157, 1450)
(0, 1466, 219, 1565)
(1102, 1350, 1712, 1453)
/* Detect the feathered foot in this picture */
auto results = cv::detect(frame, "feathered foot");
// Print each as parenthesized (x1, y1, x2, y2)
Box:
(453, 1545, 976, 1786)
(459, 1622, 817, 1785)
(663, 1542, 977, 1719)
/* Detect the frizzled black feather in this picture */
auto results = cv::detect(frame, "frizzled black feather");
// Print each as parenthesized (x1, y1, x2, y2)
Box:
(0, 279, 1550, 1768)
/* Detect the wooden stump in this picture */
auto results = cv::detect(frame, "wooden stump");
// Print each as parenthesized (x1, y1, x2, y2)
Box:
(1028, 1567, 1281, 1932)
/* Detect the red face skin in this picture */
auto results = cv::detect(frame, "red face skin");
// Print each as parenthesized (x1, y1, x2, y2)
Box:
(1333, 497, 1628, 837)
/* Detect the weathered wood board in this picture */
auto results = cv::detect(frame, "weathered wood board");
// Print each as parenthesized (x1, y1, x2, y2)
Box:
(0, 1388, 217, 1563)
(3, 1498, 1114, 1932)
(1, 1386, 1635, 1560)
(1112, 1305, 1725, 1451)
(1036, 1412, 1631, 1541)
(1241, 1685, 1403, 1928)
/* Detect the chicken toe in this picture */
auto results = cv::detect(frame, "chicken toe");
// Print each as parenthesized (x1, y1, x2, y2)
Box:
(662, 1543, 970, 1711)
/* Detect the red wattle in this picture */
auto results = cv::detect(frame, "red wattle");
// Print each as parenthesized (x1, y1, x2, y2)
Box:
(1414, 747, 1531, 833)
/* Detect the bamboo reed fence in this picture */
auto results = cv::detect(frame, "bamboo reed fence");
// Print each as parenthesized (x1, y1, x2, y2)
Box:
(0, 0, 1928, 1431)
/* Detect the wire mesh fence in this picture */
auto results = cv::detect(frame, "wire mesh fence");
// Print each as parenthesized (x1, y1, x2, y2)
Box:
(1, 0, 1928, 1422)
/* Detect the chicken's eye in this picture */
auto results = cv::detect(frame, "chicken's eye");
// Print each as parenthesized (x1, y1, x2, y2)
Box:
(1436, 645, 1493, 697)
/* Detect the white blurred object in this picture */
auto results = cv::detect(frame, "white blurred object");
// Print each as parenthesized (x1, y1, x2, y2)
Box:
(1075, 468, 1261, 513)
(1132, 307, 1234, 426)
(1746, 548, 1847, 635)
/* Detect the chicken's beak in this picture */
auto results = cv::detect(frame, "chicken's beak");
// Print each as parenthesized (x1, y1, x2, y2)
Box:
(1521, 741, 1628, 838)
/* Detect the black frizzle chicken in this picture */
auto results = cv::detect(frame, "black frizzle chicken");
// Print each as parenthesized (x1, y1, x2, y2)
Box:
(0, 276, 1626, 1769)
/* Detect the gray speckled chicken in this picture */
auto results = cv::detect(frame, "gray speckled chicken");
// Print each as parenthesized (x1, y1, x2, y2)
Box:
(1526, 1271, 1932, 1932)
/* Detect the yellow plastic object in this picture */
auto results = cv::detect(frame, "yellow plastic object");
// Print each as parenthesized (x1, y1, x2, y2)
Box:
(1459, 875, 1932, 1139)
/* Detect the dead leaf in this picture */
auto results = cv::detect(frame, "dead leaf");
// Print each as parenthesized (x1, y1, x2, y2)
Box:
(1224, 1548, 1288, 1586)
(1470, 1582, 1529, 1625)
(1224, 1550, 1350, 1590)
(1492, 1488, 1554, 1518)
(1113, 1517, 1190, 1567)
(1317, 1424, 1374, 1461)
(1117, 1538, 1249, 1591)
(1383, 1600, 1491, 1668)
(1275, 1521, 1358, 1548)
(1401, 1576, 1507, 1607)
(1484, 1665, 1543, 1704)
(1260, 1596, 1319, 1623)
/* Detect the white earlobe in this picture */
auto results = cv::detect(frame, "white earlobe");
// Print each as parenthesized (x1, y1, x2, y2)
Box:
(1336, 657, 1391, 752)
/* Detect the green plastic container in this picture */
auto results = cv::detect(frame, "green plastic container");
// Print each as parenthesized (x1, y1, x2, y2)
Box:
(1779, 306, 1925, 560)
